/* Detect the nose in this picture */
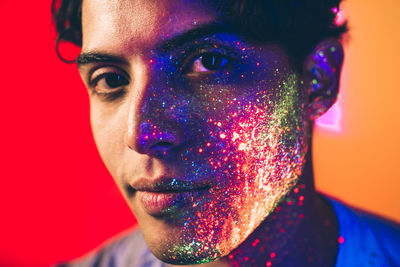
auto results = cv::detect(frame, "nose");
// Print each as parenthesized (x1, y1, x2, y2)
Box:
(125, 57, 185, 158)
(134, 121, 184, 158)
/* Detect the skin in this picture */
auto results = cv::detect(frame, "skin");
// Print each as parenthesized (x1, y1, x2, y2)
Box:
(78, 0, 344, 266)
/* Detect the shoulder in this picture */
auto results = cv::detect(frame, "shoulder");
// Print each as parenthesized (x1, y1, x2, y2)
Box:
(55, 229, 166, 267)
(327, 197, 400, 267)
(353, 207, 400, 264)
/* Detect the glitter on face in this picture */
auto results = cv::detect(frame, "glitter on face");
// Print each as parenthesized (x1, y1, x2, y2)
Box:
(82, 1, 310, 263)
(144, 38, 310, 263)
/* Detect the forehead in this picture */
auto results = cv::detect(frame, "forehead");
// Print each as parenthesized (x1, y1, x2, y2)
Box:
(81, 0, 218, 53)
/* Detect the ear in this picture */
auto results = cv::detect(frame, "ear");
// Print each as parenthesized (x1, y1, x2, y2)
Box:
(302, 38, 344, 120)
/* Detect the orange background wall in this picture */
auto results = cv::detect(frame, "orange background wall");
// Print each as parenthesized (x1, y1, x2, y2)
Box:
(314, 0, 400, 222)
(0, 0, 398, 266)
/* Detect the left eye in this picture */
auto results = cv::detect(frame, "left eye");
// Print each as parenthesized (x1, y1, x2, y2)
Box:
(190, 53, 229, 73)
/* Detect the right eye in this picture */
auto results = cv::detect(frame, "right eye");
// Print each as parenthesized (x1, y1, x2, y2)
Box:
(190, 53, 229, 73)
(90, 71, 129, 95)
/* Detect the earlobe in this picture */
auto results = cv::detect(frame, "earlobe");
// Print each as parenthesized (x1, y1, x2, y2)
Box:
(303, 38, 344, 120)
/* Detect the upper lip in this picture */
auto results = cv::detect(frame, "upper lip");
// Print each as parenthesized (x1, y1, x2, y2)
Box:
(130, 177, 210, 192)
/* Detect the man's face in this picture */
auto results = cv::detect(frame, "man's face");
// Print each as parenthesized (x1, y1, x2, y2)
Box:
(79, 0, 309, 264)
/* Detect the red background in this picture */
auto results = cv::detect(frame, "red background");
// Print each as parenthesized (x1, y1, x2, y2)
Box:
(0, 1, 399, 266)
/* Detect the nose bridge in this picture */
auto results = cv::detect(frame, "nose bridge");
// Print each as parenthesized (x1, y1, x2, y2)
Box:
(126, 58, 150, 142)
(125, 55, 184, 157)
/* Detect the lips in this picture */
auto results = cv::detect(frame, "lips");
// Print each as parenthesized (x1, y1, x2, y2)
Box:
(131, 177, 210, 216)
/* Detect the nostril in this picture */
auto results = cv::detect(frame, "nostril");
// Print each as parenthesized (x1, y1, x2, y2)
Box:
(151, 141, 174, 149)
(149, 141, 181, 158)
(149, 141, 173, 156)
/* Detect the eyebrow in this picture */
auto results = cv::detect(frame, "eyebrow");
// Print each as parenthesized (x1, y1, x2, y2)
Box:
(77, 22, 233, 68)
(77, 53, 128, 68)
(160, 22, 233, 51)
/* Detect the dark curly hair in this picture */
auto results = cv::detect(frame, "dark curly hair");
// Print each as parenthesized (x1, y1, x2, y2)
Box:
(52, 0, 347, 66)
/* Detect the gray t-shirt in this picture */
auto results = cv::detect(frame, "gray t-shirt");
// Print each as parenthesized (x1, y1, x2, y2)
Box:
(57, 230, 167, 267)
(57, 197, 400, 267)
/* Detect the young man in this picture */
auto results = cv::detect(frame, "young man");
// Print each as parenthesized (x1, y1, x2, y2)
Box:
(53, 0, 400, 266)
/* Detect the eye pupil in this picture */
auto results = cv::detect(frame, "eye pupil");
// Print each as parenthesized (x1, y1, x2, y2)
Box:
(105, 73, 126, 88)
(201, 54, 223, 70)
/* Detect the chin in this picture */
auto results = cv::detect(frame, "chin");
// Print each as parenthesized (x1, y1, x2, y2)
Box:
(146, 236, 223, 265)
(155, 251, 220, 265)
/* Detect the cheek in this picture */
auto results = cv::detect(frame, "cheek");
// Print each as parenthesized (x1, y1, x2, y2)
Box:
(195, 73, 307, 185)
(229, 74, 307, 217)
(89, 103, 126, 174)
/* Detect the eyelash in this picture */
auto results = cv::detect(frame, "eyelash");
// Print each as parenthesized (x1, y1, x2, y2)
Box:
(88, 45, 240, 101)
(88, 68, 129, 101)
(179, 44, 238, 75)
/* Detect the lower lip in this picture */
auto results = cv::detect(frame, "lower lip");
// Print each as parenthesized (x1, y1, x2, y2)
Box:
(137, 190, 205, 216)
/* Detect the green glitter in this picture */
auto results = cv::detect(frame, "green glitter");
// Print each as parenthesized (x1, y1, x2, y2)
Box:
(271, 73, 302, 135)
(167, 242, 221, 264)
